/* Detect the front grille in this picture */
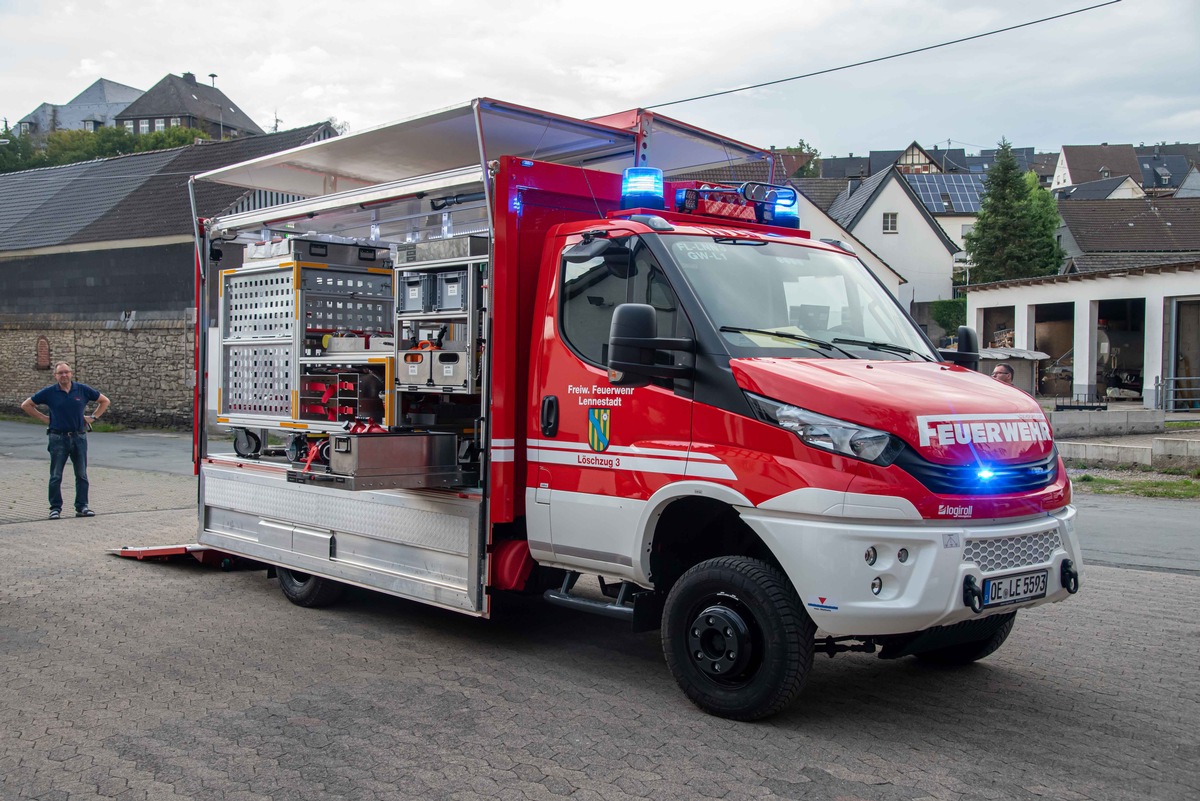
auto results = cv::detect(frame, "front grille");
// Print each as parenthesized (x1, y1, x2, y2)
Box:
(894, 445, 1058, 495)
(963, 528, 1063, 573)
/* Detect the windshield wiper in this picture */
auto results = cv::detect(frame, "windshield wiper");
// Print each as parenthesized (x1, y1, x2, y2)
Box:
(712, 237, 767, 246)
(831, 338, 933, 361)
(720, 326, 853, 358)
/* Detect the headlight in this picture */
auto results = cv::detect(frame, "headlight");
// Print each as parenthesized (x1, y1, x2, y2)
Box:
(746, 393, 902, 466)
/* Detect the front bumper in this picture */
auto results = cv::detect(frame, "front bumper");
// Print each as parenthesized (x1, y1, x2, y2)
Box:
(738, 504, 1082, 637)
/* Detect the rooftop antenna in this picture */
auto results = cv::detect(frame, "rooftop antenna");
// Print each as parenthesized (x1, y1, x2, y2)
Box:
(208, 73, 218, 87)
(272, 110, 283, 133)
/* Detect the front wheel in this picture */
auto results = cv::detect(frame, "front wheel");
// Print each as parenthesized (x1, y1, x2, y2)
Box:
(662, 556, 815, 721)
(277, 567, 345, 608)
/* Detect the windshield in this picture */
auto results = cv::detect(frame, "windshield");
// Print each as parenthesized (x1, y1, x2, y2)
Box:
(665, 236, 937, 361)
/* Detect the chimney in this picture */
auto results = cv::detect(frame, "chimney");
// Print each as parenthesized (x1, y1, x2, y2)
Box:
(182, 72, 197, 85)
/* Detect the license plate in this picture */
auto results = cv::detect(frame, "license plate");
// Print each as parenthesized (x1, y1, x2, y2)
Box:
(982, 570, 1048, 608)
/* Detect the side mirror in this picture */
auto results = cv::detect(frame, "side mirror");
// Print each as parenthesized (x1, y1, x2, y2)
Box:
(939, 325, 981, 372)
(607, 304, 655, 388)
(607, 303, 694, 386)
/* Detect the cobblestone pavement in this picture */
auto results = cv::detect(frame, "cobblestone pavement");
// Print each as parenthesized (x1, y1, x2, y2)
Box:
(1, 456, 1198, 800)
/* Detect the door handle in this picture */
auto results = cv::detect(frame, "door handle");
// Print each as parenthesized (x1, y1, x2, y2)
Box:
(540, 395, 558, 437)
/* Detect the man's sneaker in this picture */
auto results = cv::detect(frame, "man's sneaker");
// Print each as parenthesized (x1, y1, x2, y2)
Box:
(75, 507, 95, 517)
(48, 509, 60, 520)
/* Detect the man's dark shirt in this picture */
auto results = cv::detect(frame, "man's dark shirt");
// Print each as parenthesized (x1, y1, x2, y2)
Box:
(31, 382, 100, 432)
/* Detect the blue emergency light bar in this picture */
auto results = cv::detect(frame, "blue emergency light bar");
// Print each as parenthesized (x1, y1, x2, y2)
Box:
(621, 168, 666, 210)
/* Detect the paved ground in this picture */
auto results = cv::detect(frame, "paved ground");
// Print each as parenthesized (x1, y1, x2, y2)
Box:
(2, 451, 1199, 800)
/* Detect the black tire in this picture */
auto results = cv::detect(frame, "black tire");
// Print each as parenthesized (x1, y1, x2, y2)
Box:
(914, 612, 1016, 665)
(233, 429, 261, 458)
(662, 556, 815, 721)
(277, 567, 345, 608)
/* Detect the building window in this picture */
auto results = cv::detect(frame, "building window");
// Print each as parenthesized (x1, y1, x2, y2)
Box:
(961, 223, 974, 238)
(124, 121, 134, 132)
(170, 117, 180, 128)
(19, 122, 30, 136)
(139, 119, 149, 134)
(155, 119, 165, 132)
(883, 212, 898, 233)
(83, 120, 95, 132)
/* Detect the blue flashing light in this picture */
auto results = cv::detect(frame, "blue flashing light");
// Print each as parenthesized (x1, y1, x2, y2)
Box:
(621, 167, 665, 210)
(976, 468, 995, 480)
(772, 188, 801, 229)
(520, 159, 534, 167)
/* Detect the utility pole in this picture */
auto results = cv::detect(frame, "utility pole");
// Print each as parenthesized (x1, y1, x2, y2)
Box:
(272, 110, 283, 133)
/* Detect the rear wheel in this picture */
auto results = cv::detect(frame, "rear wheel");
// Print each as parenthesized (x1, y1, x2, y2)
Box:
(662, 556, 814, 721)
(277, 567, 345, 608)
(913, 612, 1016, 665)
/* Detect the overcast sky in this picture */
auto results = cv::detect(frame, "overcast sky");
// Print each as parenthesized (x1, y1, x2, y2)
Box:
(2, 0, 1196, 158)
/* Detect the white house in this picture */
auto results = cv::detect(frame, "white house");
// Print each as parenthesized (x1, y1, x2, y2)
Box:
(826, 166, 960, 310)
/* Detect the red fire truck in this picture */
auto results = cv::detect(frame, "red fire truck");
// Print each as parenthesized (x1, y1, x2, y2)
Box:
(190, 99, 1081, 720)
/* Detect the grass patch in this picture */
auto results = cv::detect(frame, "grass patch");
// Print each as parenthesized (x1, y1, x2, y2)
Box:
(1165, 420, 1200, 429)
(1, 411, 126, 432)
(1073, 474, 1200, 499)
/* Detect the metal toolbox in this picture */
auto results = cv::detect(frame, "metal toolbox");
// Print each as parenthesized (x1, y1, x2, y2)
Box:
(429, 350, 470, 391)
(398, 350, 431, 389)
(328, 432, 458, 478)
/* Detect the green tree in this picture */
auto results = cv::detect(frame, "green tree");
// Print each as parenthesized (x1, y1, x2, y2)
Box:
(790, 138, 821, 178)
(0, 126, 210, 174)
(963, 138, 1061, 283)
(929, 298, 966, 334)
(0, 125, 40, 172)
(1023, 170, 1065, 274)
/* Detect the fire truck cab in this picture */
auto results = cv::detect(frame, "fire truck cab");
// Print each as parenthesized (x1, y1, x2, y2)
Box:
(192, 99, 1082, 720)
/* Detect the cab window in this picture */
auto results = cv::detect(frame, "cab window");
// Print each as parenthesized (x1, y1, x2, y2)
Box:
(560, 237, 690, 368)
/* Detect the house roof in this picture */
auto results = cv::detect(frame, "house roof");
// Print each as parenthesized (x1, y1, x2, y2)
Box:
(827, 168, 891, 228)
(963, 258, 1200, 292)
(924, 147, 969, 172)
(1060, 144, 1142, 184)
(819, 155, 870, 179)
(1052, 175, 1140, 201)
(18, 78, 144, 131)
(670, 150, 791, 185)
(117, 73, 264, 135)
(1137, 153, 1190, 189)
(827, 166, 960, 254)
(0, 123, 333, 252)
(1064, 251, 1200, 274)
(869, 150, 903, 175)
(1056, 198, 1200, 252)
(1135, 143, 1200, 164)
(791, 178, 849, 211)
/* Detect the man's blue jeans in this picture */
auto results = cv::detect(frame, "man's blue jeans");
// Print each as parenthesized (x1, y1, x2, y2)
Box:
(47, 431, 88, 512)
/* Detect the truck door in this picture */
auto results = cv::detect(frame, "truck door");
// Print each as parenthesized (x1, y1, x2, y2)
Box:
(530, 235, 694, 576)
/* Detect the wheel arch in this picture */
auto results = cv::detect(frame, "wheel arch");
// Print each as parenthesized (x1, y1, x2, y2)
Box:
(636, 482, 786, 594)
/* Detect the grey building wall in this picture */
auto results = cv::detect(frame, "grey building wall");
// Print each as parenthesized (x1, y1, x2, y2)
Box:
(1, 243, 197, 427)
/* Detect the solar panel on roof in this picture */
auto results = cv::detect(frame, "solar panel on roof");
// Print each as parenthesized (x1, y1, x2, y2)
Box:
(905, 174, 985, 214)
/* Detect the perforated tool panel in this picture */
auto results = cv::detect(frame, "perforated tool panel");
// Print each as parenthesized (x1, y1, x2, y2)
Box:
(224, 270, 295, 339)
(223, 345, 294, 416)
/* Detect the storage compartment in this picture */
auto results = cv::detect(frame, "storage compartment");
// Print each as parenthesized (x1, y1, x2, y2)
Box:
(430, 350, 470, 391)
(398, 350, 431, 390)
(329, 431, 458, 477)
(436, 271, 469, 311)
(397, 273, 433, 313)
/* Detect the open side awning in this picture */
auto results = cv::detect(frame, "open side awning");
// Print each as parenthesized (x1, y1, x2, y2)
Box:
(195, 98, 774, 198)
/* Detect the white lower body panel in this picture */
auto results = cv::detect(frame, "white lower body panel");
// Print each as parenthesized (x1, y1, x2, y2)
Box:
(200, 463, 485, 615)
(740, 504, 1081, 636)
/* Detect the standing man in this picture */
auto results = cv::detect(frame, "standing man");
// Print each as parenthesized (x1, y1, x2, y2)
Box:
(21, 363, 111, 519)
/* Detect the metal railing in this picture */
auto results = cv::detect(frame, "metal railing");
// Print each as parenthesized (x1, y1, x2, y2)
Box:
(1155, 376, 1200, 411)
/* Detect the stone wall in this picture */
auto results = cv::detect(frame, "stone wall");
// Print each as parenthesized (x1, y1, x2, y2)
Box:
(1, 314, 195, 429)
